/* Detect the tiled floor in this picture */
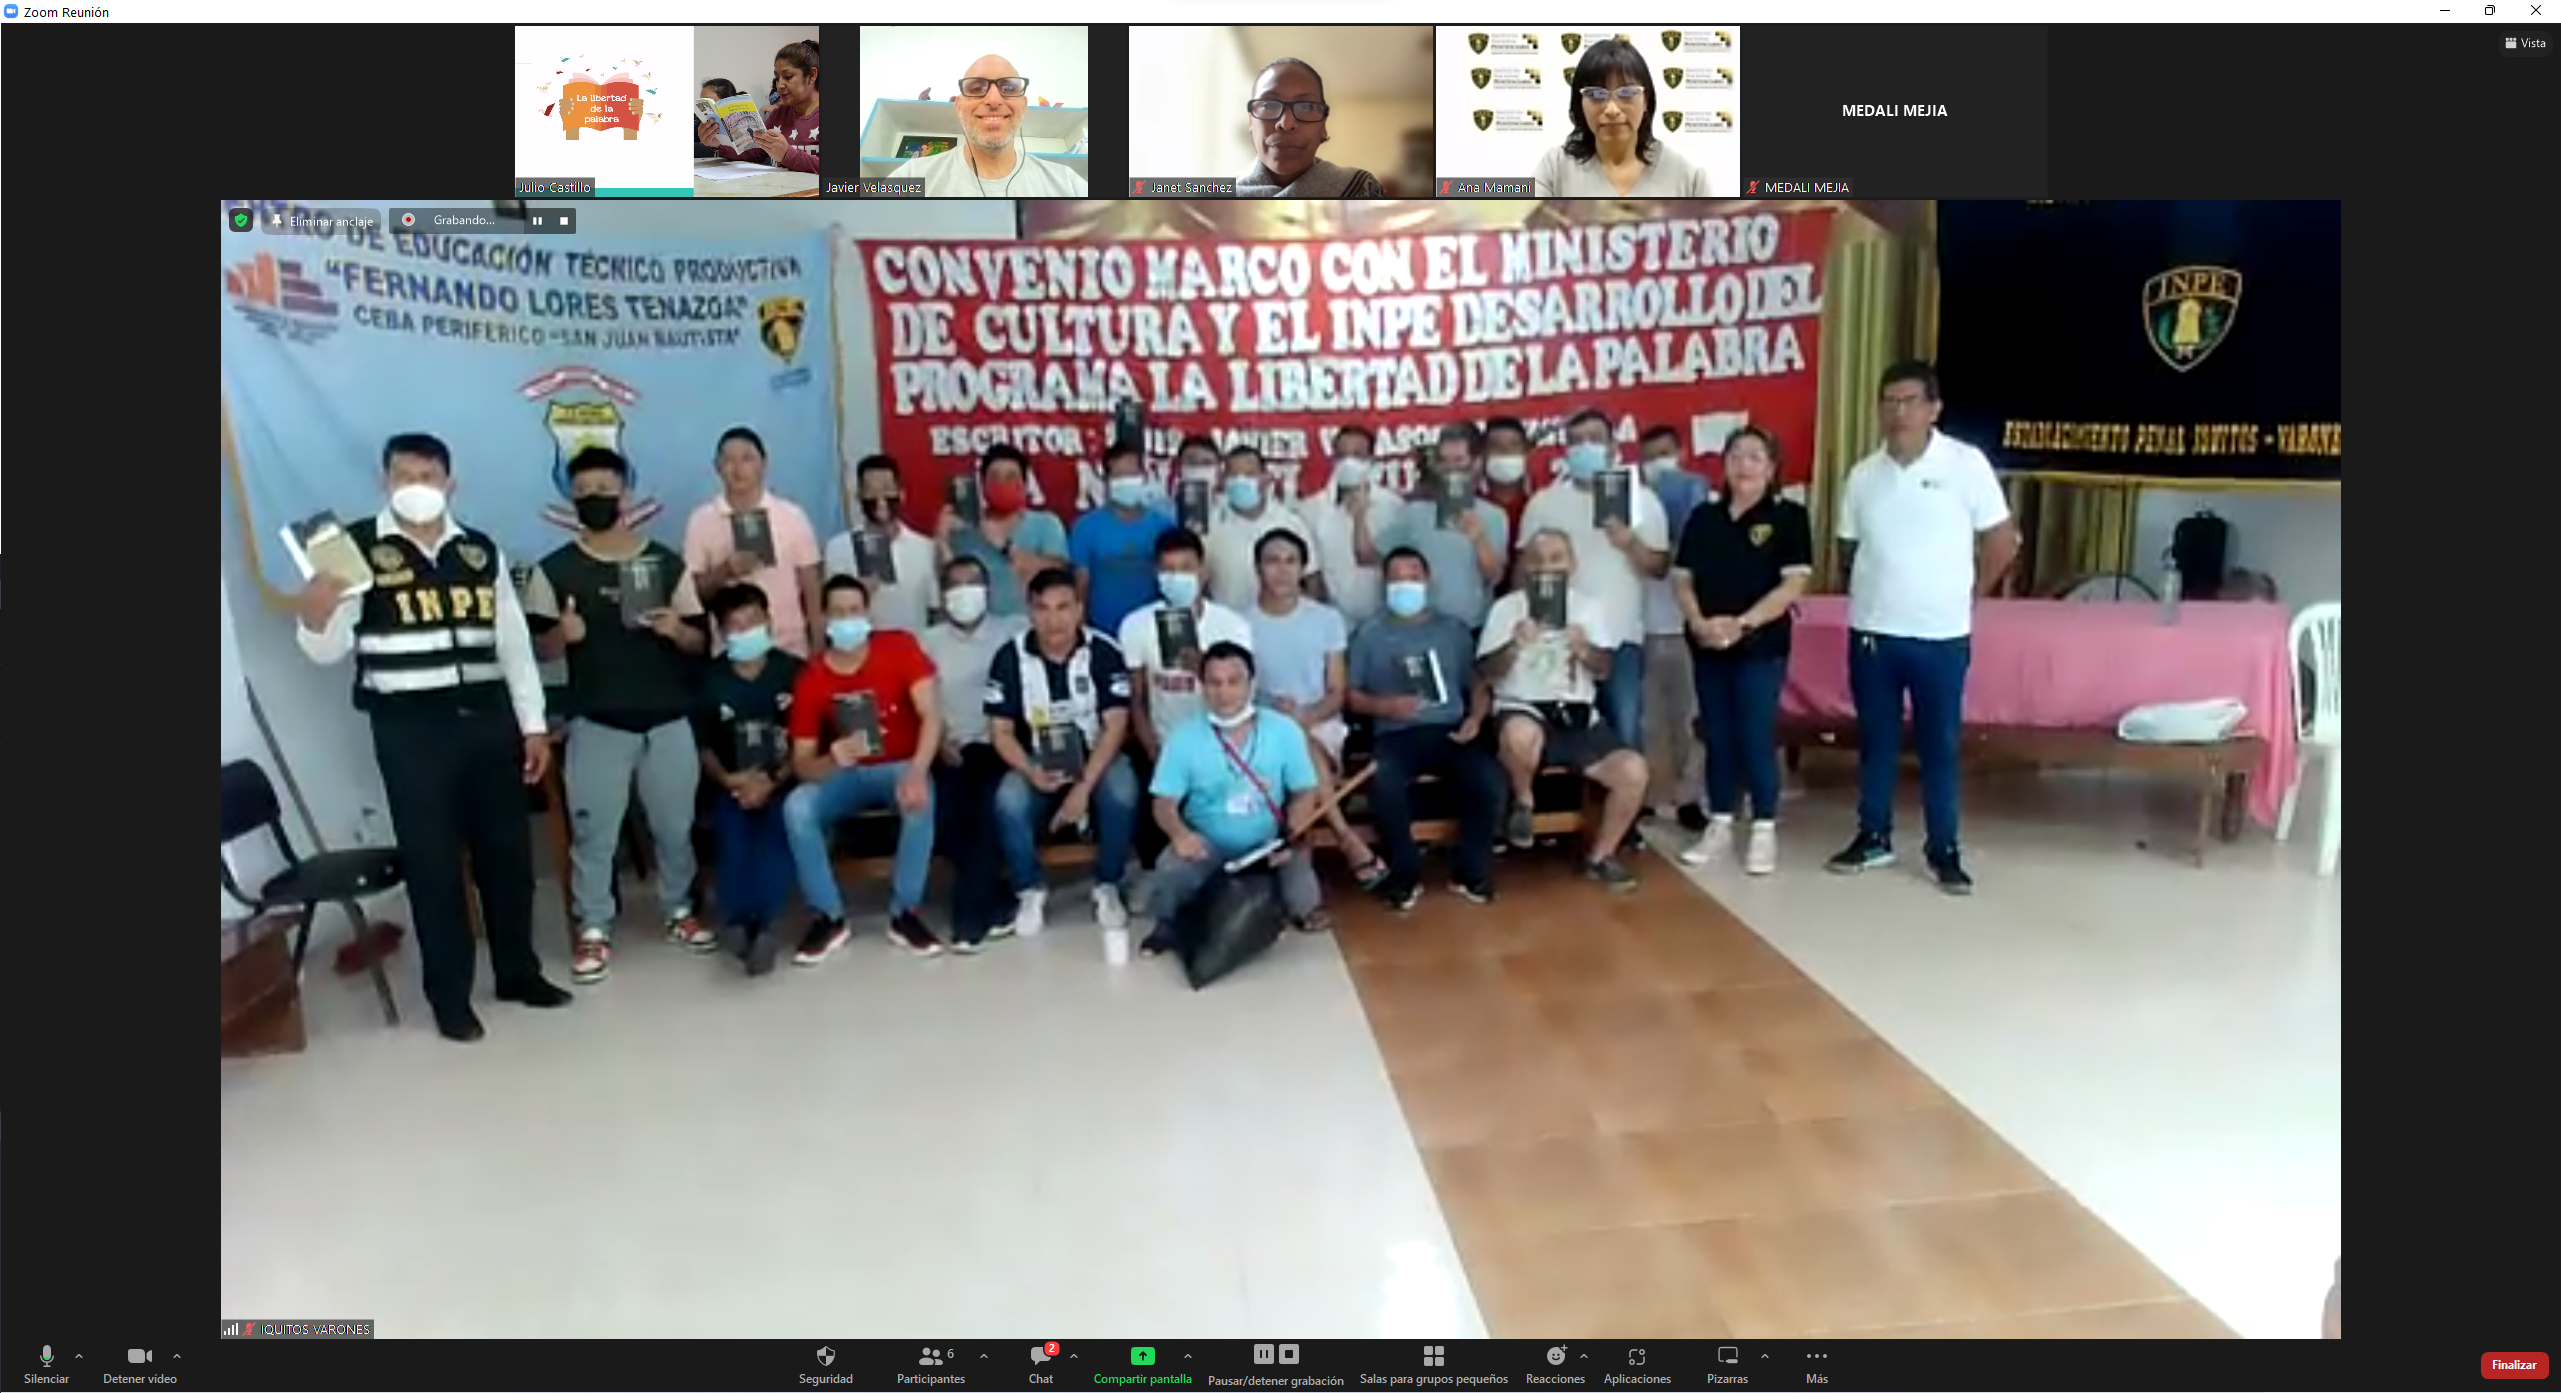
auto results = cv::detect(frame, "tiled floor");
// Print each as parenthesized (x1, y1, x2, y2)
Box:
(223, 761, 2337, 1340)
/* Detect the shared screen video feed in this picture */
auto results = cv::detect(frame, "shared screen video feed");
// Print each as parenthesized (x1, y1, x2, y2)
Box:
(1125, 26, 1434, 199)
(856, 25, 1093, 197)
(1431, 26, 1740, 197)
(512, 25, 824, 199)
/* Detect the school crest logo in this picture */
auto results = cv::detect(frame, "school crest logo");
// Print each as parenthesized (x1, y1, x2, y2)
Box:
(2142, 265, 2243, 373)
(525, 366, 660, 532)
(1473, 109, 1493, 130)
(1663, 30, 1683, 50)
(759, 295, 806, 364)
(1748, 523, 1772, 547)
(1467, 32, 1489, 53)
(1664, 67, 1684, 86)
(1471, 67, 1491, 88)
(1662, 111, 1684, 131)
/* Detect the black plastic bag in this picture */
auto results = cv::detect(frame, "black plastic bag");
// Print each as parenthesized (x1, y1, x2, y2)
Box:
(1174, 866, 1288, 990)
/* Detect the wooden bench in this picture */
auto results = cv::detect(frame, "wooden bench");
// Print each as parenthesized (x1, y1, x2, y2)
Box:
(1780, 718, 2263, 866)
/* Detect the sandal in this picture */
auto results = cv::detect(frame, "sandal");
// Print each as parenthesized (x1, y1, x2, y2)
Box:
(1349, 855, 1391, 891)
(1294, 908, 1336, 935)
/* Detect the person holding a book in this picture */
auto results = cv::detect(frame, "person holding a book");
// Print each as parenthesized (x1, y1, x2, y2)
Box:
(693, 78, 739, 158)
(1516, 408, 1672, 754)
(1244, 528, 1387, 891)
(1637, 424, 1713, 829)
(1379, 422, 1510, 631)
(939, 444, 1070, 620)
(824, 453, 941, 634)
(1204, 444, 1324, 612)
(1347, 547, 1503, 912)
(1145, 642, 1328, 946)
(782, 576, 947, 962)
(694, 582, 806, 975)
(1116, 527, 1257, 765)
(1299, 423, 1398, 627)
(695, 40, 821, 175)
(1067, 440, 1174, 637)
(683, 426, 824, 657)
(1673, 425, 1813, 875)
(919, 554, 1030, 951)
(523, 447, 714, 985)
(1478, 528, 1652, 891)
(986, 568, 1142, 939)
(1480, 416, 1538, 543)
(291, 432, 572, 1042)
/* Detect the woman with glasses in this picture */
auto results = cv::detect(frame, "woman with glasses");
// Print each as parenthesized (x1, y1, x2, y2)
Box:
(1530, 38, 1711, 198)
(695, 40, 822, 175)
(888, 54, 1089, 196)
(1236, 59, 1385, 199)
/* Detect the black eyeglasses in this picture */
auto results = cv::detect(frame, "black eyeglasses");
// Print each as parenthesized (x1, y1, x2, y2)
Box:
(958, 76, 1030, 98)
(1247, 98, 1330, 121)
(1578, 85, 1645, 104)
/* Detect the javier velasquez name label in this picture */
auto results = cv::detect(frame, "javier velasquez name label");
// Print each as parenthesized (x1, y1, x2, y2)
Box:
(1841, 104, 1948, 116)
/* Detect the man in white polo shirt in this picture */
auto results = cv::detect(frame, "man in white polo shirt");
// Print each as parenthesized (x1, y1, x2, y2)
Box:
(1826, 361, 2020, 894)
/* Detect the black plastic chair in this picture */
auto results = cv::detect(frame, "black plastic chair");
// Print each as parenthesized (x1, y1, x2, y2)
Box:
(220, 759, 405, 1026)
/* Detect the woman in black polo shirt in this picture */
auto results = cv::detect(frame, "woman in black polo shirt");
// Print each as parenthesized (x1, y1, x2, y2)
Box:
(1671, 427, 1813, 874)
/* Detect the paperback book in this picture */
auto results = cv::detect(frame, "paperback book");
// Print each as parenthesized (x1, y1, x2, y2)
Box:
(729, 508, 777, 567)
(1176, 476, 1214, 534)
(1527, 570, 1569, 630)
(695, 94, 768, 149)
(1593, 467, 1634, 530)
(1154, 605, 1203, 673)
(1435, 469, 1475, 528)
(853, 529, 898, 585)
(277, 513, 375, 594)
(1031, 720, 1089, 779)
(832, 692, 882, 758)
(733, 717, 788, 773)
(618, 552, 674, 627)
(947, 473, 983, 527)
(1400, 650, 1451, 707)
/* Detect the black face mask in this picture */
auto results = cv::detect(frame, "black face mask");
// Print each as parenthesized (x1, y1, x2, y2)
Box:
(863, 495, 902, 524)
(574, 495, 624, 531)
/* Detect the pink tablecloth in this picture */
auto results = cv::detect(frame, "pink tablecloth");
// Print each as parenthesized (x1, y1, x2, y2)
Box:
(1782, 597, 2300, 827)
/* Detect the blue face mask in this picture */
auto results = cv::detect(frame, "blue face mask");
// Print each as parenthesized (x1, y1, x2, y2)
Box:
(1107, 475, 1148, 509)
(1384, 581, 1429, 618)
(1226, 478, 1264, 511)
(825, 616, 873, 650)
(1565, 442, 1612, 481)
(726, 624, 775, 664)
(1158, 571, 1200, 607)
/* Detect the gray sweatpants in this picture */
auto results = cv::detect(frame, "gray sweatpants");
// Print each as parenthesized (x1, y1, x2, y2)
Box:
(564, 715, 701, 928)
(1147, 847, 1321, 924)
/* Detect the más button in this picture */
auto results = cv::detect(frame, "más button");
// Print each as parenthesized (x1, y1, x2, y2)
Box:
(2483, 1352, 2549, 1379)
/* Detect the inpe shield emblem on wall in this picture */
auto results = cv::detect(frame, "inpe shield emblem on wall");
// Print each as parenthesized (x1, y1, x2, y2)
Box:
(2142, 265, 2243, 373)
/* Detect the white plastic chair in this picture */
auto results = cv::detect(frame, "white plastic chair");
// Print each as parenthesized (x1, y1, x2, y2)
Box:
(2275, 601, 2341, 876)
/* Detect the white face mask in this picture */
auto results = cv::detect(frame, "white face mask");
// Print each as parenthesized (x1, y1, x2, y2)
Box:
(943, 584, 989, 626)
(389, 482, 449, 525)
(1208, 704, 1256, 729)
(1485, 454, 1527, 485)
(1332, 457, 1371, 491)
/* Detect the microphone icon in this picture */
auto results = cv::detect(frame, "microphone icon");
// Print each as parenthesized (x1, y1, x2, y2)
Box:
(42, 1348, 53, 1368)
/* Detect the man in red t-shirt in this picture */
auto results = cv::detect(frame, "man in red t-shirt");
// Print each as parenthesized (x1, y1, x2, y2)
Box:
(783, 575, 945, 963)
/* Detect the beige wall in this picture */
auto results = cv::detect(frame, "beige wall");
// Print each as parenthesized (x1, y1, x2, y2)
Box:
(1318, 96, 1431, 189)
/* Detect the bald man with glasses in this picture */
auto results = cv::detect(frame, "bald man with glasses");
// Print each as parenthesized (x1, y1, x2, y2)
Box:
(886, 54, 1089, 197)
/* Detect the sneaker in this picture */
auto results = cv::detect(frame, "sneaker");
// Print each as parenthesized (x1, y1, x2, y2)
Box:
(1825, 831, 1896, 875)
(570, 927, 612, 984)
(1092, 883, 1129, 931)
(666, 911, 718, 953)
(1010, 888, 1049, 938)
(1385, 882, 1423, 913)
(1583, 856, 1638, 892)
(1744, 821, 1779, 876)
(743, 925, 783, 977)
(1678, 816, 1736, 867)
(1452, 879, 1495, 905)
(793, 917, 851, 967)
(1928, 849, 1975, 896)
(1676, 803, 1712, 833)
(950, 932, 988, 956)
(1139, 926, 1178, 958)
(1505, 800, 1537, 849)
(887, 911, 945, 957)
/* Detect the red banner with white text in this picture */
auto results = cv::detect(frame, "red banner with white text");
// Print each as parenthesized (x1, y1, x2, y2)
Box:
(858, 204, 1832, 521)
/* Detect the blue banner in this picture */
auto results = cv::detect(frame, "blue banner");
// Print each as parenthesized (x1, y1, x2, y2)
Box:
(222, 202, 839, 596)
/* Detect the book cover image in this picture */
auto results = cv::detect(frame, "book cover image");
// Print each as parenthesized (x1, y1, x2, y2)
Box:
(1401, 650, 1451, 707)
(1593, 468, 1634, 530)
(1435, 468, 1475, 528)
(1176, 477, 1214, 534)
(618, 552, 673, 626)
(279, 512, 376, 594)
(515, 27, 691, 197)
(1527, 570, 1569, 630)
(703, 92, 769, 149)
(1032, 721, 1088, 778)
(854, 530, 899, 584)
(947, 473, 983, 527)
(832, 692, 882, 757)
(729, 508, 776, 567)
(734, 717, 788, 772)
(1155, 606, 1202, 672)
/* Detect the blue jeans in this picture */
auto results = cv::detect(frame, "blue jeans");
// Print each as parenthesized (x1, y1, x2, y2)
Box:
(1366, 724, 1501, 894)
(782, 762, 936, 918)
(993, 755, 1137, 891)
(1600, 642, 1646, 750)
(1693, 654, 1786, 821)
(709, 794, 796, 927)
(1848, 631, 1971, 857)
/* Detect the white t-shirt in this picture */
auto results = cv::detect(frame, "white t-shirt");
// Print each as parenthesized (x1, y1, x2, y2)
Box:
(1478, 586, 1613, 711)
(822, 526, 942, 634)
(890, 145, 1090, 197)
(1116, 598, 1255, 734)
(1204, 504, 1322, 613)
(1300, 490, 1399, 625)
(1516, 473, 1670, 651)
(1837, 430, 2011, 640)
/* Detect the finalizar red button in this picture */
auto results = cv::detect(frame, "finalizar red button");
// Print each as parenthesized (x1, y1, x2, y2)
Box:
(2483, 1352, 2549, 1380)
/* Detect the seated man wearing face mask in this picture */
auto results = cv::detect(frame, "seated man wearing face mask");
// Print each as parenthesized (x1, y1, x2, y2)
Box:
(1144, 642, 1328, 948)
(824, 453, 941, 633)
(1068, 440, 1174, 637)
(1204, 444, 1323, 611)
(1301, 423, 1397, 629)
(1379, 422, 1510, 631)
(694, 583, 806, 976)
(1348, 547, 1502, 912)
(919, 555, 1031, 952)
(522, 448, 713, 987)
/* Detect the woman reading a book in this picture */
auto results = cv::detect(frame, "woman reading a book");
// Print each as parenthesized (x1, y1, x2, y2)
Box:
(694, 78, 739, 158)
(695, 40, 821, 175)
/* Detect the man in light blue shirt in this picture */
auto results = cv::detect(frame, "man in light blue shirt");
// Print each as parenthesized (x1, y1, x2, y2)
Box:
(1068, 441, 1174, 635)
(1143, 641, 1324, 948)
(1378, 423, 1510, 628)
